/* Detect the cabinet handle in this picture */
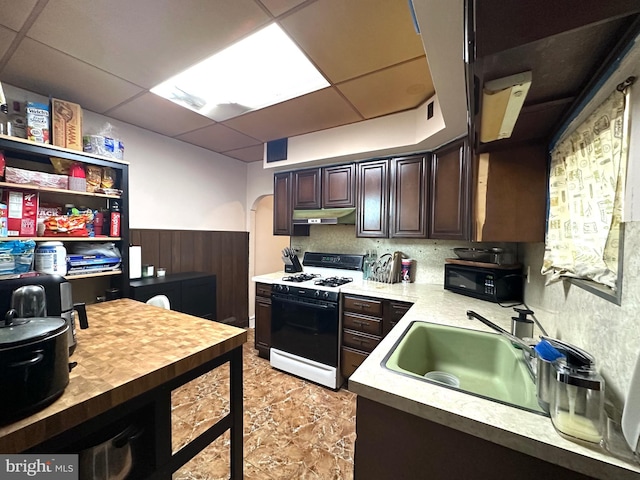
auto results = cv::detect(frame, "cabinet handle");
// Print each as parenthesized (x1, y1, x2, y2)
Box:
(353, 320, 370, 327)
(353, 302, 371, 308)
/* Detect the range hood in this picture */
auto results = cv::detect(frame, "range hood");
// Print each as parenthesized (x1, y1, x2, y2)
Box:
(292, 208, 356, 225)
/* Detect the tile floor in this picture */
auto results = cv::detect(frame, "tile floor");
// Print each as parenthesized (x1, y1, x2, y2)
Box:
(171, 328, 357, 479)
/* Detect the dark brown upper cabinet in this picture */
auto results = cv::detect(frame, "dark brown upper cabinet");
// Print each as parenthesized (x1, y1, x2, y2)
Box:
(273, 172, 309, 236)
(323, 164, 356, 208)
(274, 172, 294, 235)
(429, 139, 470, 240)
(293, 164, 356, 209)
(389, 155, 429, 238)
(356, 159, 390, 238)
(293, 168, 321, 209)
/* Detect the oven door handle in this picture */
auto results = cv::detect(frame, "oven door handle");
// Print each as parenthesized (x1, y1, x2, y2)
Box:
(273, 296, 336, 311)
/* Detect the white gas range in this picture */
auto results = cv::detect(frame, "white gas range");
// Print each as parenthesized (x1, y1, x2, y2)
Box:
(269, 252, 365, 389)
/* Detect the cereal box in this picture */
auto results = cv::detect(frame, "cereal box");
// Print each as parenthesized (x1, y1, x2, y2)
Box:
(3, 190, 39, 236)
(26, 102, 50, 144)
(51, 98, 83, 151)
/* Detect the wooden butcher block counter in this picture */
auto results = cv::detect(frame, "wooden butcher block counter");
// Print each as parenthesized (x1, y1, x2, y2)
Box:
(0, 298, 246, 478)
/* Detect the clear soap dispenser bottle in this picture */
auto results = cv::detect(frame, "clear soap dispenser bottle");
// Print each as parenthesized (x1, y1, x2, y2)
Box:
(550, 341, 605, 445)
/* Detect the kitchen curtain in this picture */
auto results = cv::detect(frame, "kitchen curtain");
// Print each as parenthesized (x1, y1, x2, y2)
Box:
(542, 83, 632, 290)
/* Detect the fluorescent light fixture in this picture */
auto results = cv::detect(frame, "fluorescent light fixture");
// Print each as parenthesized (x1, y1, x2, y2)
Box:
(151, 23, 330, 121)
(480, 71, 532, 143)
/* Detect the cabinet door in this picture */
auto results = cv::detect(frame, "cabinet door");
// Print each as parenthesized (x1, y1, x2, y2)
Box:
(390, 156, 428, 238)
(129, 282, 182, 311)
(429, 139, 470, 240)
(383, 300, 412, 336)
(293, 168, 321, 209)
(255, 296, 272, 359)
(356, 160, 390, 238)
(273, 172, 310, 237)
(181, 276, 216, 320)
(323, 164, 355, 208)
(273, 172, 293, 235)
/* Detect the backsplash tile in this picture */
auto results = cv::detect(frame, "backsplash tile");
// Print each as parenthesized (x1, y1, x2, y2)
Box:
(291, 225, 516, 285)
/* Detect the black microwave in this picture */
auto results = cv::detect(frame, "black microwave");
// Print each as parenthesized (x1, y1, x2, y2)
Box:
(444, 263, 523, 303)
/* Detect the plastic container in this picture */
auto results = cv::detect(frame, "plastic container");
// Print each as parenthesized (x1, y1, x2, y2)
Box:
(0, 203, 7, 237)
(550, 358, 605, 444)
(401, 258, 413, 283)
(35, 241, 67, 275)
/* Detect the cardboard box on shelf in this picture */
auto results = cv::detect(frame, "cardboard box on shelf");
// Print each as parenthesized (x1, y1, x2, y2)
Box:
(26, 102, 50, 144)
(2, 190, 39, 236)
(51, 98, 82, 151)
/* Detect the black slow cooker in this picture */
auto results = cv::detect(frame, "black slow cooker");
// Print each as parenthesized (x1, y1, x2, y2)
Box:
(0, 312, 70, 423)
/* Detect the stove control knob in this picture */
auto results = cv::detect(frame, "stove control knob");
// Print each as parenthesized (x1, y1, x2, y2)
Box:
(283, 285, 289, 293)
(314, 290, 321, 298)
(323, 291, 330, 299)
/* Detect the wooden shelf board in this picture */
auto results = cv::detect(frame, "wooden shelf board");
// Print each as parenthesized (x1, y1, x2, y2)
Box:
(65, 269, 122, 280)
(0, 181, 120, 199)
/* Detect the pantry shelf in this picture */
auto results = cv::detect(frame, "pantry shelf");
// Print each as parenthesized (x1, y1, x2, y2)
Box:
(0, 181, 121, 199)
(65, 270, 122, 280)
(14, 236, 121, 242)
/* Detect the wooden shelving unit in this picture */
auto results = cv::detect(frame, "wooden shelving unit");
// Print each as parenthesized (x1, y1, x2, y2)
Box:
(0, 134, 130, 298)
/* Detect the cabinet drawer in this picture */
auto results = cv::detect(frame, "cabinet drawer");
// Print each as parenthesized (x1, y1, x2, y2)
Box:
(343, 329, 380, 353)
(256, 283, 272, 298)
(343, 312, 382, 336)
(343, 295, 383, 316)
(388, 301, 412, 320)
(341, 346, 368, 379)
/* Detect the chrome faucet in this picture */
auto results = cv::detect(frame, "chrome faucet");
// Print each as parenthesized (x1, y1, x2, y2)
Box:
(466, 310, 536, 379)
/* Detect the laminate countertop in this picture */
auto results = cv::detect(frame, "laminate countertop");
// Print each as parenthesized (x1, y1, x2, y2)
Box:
(252, 274, 640, 479)
(0, 298, 247, 453)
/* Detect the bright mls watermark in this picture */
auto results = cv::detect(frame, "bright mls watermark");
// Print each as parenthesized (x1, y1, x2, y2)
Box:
(0, 455, 78, 479)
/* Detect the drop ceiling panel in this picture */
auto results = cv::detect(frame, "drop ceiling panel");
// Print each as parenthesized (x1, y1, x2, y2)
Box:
(338, 57, 434, 120)
(176, 123, 262, 153)
(26, 0, 272, 88)
(222, 144, 264, 163)
(106, 93, 216, 137)
(280, 0, 426, 83)
(0, 0, 38, 31)
(0, 26, 16, 59)
(260, 0, 308, 18)
(2, 37, 143, 113)
(223, 87, 362, 141)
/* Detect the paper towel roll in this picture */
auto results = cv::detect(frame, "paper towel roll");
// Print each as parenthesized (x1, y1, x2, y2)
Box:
(622, 349, 640, 454)
(129, 245, 142, 279)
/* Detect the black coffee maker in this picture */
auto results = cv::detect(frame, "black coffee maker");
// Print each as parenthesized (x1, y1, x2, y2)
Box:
(0, 273, 88, 355)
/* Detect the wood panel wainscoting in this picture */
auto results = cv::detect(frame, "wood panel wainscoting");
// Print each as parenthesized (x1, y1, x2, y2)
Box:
(130, 229, 249, 328)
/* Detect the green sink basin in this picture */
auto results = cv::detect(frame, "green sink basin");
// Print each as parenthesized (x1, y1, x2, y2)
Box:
(383, 321, 546, 415)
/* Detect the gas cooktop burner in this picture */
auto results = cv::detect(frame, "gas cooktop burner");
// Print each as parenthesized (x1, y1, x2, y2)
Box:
(314, 276, 353, 288)
(282, 273, 320, 283)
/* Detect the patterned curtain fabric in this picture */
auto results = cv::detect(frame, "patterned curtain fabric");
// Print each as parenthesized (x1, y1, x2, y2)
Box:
(542, 88, 630, 290)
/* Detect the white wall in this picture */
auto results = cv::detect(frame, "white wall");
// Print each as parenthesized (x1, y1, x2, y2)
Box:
(5, 84, 249, 232)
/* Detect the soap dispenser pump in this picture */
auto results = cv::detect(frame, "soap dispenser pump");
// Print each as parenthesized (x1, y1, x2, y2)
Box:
(511, 307, 534, 340)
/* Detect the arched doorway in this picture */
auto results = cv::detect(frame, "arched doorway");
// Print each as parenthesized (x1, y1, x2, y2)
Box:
(248, 195, 290, 324)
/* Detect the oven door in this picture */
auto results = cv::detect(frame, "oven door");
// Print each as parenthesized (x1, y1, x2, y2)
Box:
(270, 293, 339, 367)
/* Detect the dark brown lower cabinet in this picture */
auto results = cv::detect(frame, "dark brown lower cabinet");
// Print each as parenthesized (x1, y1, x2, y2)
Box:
(341, 295, 412, 381)
(254, 283, 272, 359)
(354, 397, 597, 480)
(129, 272, 216, 320)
